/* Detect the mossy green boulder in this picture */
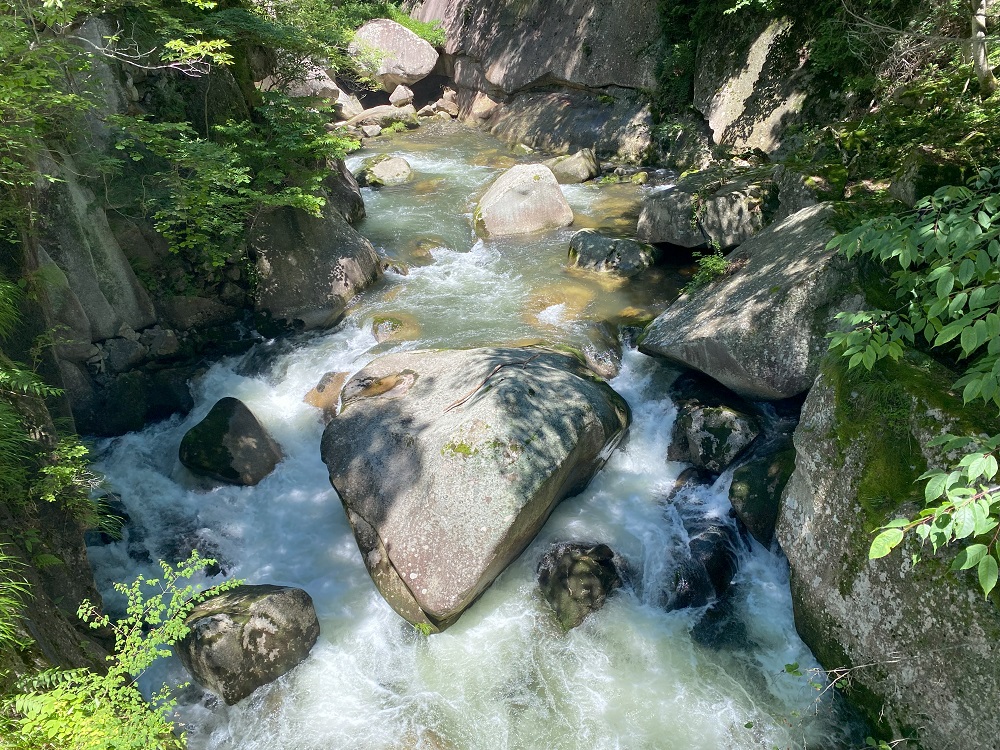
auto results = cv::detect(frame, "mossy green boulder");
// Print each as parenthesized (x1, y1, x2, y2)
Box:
(777, 353, 1000, 747)
(179, 397, 283, 486)
(537, 542, 621, 631)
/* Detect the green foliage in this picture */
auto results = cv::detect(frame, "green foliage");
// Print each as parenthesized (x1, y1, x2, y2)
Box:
(0, 547, 30, 651)
(111, 93, 358, 268)
(6, 552, 240, 750)
(828, 165, 1000, 596)
(683, 248, 731, 292)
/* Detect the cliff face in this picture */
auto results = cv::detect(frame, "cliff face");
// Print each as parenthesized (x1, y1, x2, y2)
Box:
(410, 0, 660, 161)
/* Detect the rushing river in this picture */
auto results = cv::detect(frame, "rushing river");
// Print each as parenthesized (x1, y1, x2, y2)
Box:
(87, 122, 862, 749)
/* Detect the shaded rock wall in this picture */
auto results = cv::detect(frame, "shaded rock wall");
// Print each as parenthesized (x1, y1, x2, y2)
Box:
(777, 355, 1000, 747)
(410, 0, 660, 161)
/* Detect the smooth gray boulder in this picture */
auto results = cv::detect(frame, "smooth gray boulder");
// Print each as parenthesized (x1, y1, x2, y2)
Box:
(636, 171, 777, 249)
(177, 584, 319, 705)
(348, 19, 439, 91)
(356, 155, 413, 187)
(343, 104, 419, 129)
(543, 148, 600, 184)
(179, 397, 283, 486)
(475, 164, 573, 237)
(567, 230, 658, 278)
(537, 542, 621, 631)
(321, 347, 630, 631)
(639, 203, 851, 400)
(249, 202, 382, 330)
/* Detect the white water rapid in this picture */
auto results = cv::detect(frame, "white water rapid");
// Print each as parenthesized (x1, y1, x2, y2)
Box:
(87, 123, 862, 750)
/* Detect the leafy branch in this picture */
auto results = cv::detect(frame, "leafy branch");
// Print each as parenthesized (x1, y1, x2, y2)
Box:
(828, 164, 1000, 597)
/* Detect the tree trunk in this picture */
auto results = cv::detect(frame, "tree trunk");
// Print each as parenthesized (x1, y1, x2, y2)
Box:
(972, 0, 998, 97)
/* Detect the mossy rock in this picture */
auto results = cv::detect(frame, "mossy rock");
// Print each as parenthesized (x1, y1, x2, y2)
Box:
(179, 397, 283, 486)
(537, 542, 621, 630)
(728, 442, 795, 545)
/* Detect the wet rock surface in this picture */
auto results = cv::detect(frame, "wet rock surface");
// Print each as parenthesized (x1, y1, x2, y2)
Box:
(537, 542, 621, 630)
(179, 397, 283, 486)
(177, 584, 320, 705)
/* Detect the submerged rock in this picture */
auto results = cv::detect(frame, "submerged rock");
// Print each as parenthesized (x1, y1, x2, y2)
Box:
(177, 584, 320, 705)
(663, 523, 742, 611)
(179, 397, 283, 486)
(321, 347, 630, 631)
(639, 203, 851, 400)
(303, 371, 350, 421)
(348, 19, 439, 91)
(537, 542, 621, 630)
(567, 230, 659, 278)
(474, 164, 573, 237)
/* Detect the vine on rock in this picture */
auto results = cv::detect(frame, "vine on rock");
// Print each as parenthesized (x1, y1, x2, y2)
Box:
(827, 164, 1000, 597)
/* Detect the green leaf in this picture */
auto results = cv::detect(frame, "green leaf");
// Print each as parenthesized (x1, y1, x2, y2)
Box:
(978, 554, 998, 598)
(951, 543, 988, 571)
(869, 528, 904, 559)
(935, 270, 955, 299)
(925, 472, 949, 502)
(953, 505, 977, 539)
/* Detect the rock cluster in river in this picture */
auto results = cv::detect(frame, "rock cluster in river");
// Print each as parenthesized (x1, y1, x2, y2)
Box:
(321, 347, 630, 631)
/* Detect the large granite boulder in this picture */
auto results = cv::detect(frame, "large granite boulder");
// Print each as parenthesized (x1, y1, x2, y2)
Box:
(537, 542, 621, 631)
(486, 90, 653, 164)
(474, 164, 573, 237)
(639, 203, 853, 400)
(321, 347, 630, 631)
(179, 397, 283, 486)
(348, 19, 439, 92)
(177, 584, 320, 705)
(249, 202, 382, 330)
(636, 170, 778, 249)
(325, 161, 366, 224)
(567, 231, 659, 278)
(693, 15, 811, 154)
(777, 353, 1000, 748)
(343, 104, 419, 129)
(412, 0, 659, 93)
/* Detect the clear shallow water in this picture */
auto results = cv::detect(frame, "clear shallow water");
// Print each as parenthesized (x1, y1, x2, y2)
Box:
(88, 123, 861, 750)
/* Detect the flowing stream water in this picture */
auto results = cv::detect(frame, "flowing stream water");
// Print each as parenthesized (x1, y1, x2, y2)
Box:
(87, 122, 862, 750)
